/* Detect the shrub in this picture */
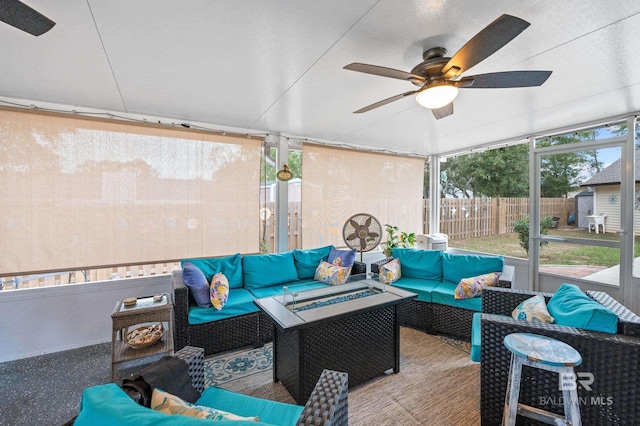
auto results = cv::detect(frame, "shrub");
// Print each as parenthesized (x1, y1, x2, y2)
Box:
(512, 215, 555, 254)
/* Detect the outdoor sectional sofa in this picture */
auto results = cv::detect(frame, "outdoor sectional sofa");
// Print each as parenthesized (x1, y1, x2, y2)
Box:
(172, 246, 365, 355)
(480, 285, 640, 425)
(371, 248, 513, 340)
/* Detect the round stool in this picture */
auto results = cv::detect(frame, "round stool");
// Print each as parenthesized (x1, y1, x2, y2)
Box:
(502, 333, 582, 426)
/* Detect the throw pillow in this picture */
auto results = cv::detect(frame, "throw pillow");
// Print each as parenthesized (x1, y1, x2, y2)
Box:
(453, 272, 500, 300)
(210, 273, 229, 311)
(293, 245, 333, 280)
(547, 283, 618, 334)
(151, 388, 259, 422)
(181, 262, 212, 308)
(512, 295, 555, 323)
(379, 258, 401, 284)
(314, 261, 351, 285)
(327, 248, 356, 268)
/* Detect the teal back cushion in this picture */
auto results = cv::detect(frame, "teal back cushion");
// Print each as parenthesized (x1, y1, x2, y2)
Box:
(181, 253, 243, 289)
(292, 245, 333, 279)
(392, 248, 443, 280)
(442, 253, 504, 284)
(243, 251, 299, 289)
(547, 283, 618, 334)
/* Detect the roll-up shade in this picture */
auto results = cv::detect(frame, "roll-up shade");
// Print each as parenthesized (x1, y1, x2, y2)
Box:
(301, 144, 424, 249)
(0, 107, 261, 275)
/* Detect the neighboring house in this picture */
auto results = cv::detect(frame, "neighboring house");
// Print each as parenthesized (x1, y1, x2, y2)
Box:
(580, 150, 640, 234)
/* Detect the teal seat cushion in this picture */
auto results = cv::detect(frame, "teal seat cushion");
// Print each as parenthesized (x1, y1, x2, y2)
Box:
(197, 386, 303, 426)
(181, 253, 243, 289)
(442, 253, 504, 285)
(243, 252, 299, 289)
(75, 384, 265, 425)
(547, 283, 618, 334)
(188, 289, 258, 325)
(391, 248, 443, 281)
(391, 277, 441, 303)
(292, 245, 333, 279)
(248, 280, 328, 299)
(431, 281, 482, 311)
(471, 312, 482, 362)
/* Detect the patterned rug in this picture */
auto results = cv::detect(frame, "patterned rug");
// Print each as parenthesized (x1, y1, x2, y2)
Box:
(204, 344, 273, 387)
(203, 331, 470, 387)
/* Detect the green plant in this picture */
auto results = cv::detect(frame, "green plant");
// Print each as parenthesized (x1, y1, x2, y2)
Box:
(512, 215, 555, 254)
(382, 224, 416, 256)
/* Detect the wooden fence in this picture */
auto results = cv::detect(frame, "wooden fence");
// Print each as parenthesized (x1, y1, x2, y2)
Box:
(427, 197, 574, 240)
(2, 197, 572, 289)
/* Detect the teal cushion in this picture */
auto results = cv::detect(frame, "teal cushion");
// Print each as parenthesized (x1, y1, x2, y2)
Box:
(547, 283, 618, 334)
(471, 313, 482, 362)
(74, 384, 264, 425)
(292, 246, 333, 279)
(391, 277, 441, 303)
(391, 248, 443, 280)
(181, 254, 243, 289)
(442, 253, 504, 285)
(188, 289, 258, 325)
(242, 252, 299, 289)
(197, 386, 303, 426)
(248, 281, 328, 299)
(431, 281, 482, 311)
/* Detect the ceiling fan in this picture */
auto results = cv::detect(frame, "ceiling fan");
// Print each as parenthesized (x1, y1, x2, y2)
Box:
(344, 14, 551, 120)
(0, 0, 55, 36)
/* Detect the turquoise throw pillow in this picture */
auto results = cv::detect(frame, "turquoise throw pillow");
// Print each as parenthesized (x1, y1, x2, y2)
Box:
(181, 253, 243, 289)
(442, 253, 504, 285)
(293, 245, 333, 279)
(243, 251, 299, 289)
(547, 283, 618, 334)
(181, 262, 211, 308)
(391, 248, 443, 280)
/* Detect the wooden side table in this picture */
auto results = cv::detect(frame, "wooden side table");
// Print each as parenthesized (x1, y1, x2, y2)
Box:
(111, 293, 175, 381)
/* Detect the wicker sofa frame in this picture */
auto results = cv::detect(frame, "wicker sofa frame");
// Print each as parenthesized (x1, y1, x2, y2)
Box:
(172, 261, 366, 356)
(480, 286, 640, 425)
(371, 257, 514, 340)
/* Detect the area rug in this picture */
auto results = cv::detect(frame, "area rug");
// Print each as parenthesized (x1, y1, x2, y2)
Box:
(204, 327, 480, 425)
(204, 344, 273, 387)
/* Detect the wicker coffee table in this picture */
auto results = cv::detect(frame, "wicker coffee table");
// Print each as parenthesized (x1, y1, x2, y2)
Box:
(254, 277, 416, 404)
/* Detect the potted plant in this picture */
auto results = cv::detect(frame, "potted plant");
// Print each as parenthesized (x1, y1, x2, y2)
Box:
(381, 224, 416, 257)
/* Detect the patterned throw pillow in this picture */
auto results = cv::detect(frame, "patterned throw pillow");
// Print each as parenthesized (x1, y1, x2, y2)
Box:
(209, 273, 229, 311)
(314, 261, 352, 285)
(453, 272, 501, 300)
(151, 388, 259, 421)
(512, 295, 555, 323)
(379, 258, 401, 284)
(327, 248, 356, 268)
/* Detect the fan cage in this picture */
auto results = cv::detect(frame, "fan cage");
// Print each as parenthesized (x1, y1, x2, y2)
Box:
(342, 213, 382, 254)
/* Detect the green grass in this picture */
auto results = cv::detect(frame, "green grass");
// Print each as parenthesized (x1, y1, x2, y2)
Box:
(451, 227, 640, 268)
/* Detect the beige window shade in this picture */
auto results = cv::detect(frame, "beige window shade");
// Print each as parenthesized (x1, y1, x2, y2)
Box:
(301, 144, 425, 249)
(0, 107, 261, 275)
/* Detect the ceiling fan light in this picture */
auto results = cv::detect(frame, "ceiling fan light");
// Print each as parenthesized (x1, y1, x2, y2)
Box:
(416, 85, 459, 109)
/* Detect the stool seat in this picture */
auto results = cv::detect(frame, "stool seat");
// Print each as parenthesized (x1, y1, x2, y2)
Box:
(503, 333, 582, 367)
(502, 333, 582, 426)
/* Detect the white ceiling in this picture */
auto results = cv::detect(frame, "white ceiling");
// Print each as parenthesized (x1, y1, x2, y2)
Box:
(2, 0, 640, 156)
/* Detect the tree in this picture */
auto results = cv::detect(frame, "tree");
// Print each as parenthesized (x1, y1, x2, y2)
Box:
(437, 144, 529, 198)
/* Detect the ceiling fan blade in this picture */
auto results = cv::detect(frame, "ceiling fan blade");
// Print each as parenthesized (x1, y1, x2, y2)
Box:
(354, 90, 418, 113)
(459, 70, 552, 88)
(0, 0, 55, 36)
(344, 63, 425, 84)
(432, 103, 453, 120)
(441, 14, 530, 78)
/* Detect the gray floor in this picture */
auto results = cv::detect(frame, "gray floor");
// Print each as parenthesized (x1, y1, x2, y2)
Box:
(0, 343, 158, 426)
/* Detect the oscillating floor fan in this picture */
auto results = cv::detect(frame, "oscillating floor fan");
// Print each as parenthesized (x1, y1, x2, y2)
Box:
(342, 213, 382, 263)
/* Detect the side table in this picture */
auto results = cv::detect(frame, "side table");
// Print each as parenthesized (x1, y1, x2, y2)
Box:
(111, 293, 175, 381)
